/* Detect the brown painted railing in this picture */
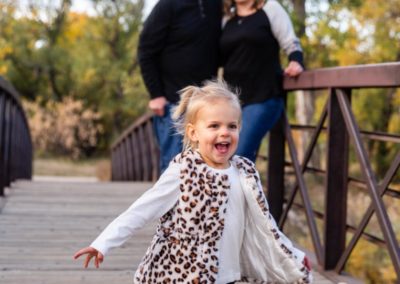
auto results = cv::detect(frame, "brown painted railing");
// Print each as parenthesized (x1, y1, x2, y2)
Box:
(269, 62, 400, 279)
(111, 112, 159, 182)
(111, 62, 400, 281)
(0, 76, 33, 196)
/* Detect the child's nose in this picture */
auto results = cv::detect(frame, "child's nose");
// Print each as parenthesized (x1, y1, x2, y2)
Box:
(220, 127, 230, 136)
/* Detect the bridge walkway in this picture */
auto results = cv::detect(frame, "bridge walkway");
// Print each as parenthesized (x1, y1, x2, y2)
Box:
(0, 178, 348, 284)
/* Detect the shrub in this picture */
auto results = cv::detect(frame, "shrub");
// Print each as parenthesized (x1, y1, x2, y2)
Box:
(23, 97, 104, 159)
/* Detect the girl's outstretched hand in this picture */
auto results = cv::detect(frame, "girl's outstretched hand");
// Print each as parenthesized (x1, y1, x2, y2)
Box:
(303, 256, 312, 271)
(74, 247, 104, 268)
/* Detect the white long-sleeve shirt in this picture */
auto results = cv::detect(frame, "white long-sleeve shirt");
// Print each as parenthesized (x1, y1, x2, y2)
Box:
(90, 162, 245, 284)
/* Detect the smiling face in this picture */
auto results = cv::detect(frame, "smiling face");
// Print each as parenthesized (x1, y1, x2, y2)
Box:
(187, 99, 241, 169)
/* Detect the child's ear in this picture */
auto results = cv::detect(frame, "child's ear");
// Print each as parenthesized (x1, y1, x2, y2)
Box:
(186, 123, 198, 143)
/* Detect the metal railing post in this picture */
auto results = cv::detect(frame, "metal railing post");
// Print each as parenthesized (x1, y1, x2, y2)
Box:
(323, 88, 350, 269)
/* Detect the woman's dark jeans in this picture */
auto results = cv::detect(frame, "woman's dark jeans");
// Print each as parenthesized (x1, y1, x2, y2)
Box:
(236, 97, 284, 162)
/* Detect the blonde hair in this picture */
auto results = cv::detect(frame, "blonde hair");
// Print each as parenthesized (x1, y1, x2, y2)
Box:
(223, 0, 266, 17)
(172, 80, 241, 150)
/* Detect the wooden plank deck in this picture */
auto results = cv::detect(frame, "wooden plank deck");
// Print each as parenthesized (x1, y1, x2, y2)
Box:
(0, 178, 347, 284)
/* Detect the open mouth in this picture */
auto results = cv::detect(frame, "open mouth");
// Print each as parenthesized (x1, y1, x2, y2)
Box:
(215, 142, 230, 154)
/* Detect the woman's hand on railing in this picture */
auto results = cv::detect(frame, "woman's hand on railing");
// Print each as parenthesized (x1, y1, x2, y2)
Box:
(284, 61, 304, 77)
(74, 246, 104, 268)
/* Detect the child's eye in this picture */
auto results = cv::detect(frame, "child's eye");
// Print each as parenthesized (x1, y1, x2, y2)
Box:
(229, 124, 238, 129)
(208, 124, 219, 128)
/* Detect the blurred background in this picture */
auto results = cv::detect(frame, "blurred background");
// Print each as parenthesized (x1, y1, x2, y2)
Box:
(0, 0, 400, 282)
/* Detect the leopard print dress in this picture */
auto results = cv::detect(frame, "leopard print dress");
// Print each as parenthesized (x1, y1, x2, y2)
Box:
(133, 149, 311, 284)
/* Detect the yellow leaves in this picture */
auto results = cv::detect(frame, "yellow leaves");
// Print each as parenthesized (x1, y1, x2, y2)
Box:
(0, 45, 12, 58)
(358, 0, 389, 20)
(307, 0, 400, 65)
(82, 68, 97, 83)
(334, 44, 364, 66)
(61, 12, 89, 45)
(389, 115, 400, 134)
(388, 90, 400, 134)
(0, 34, 13, 56)
(379, 265, 397, 283)
(0, 65, 8, 75)
(0, 39, 12, 75)
(343, 189, 400, 283)
(347, 238, 396, 283)
(393, 89, 400, 106)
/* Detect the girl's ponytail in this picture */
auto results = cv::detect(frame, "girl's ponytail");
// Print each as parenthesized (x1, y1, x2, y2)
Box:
(172, 86, 202, 120)
(172, 86, 204, 149)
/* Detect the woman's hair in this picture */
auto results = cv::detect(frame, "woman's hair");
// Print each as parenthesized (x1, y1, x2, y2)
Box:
(172, 80, 241, 150)
(223, 0, 266, 17)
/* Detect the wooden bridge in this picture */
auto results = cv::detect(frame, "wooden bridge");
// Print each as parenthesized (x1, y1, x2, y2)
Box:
(1, 62, 400, 283)
(0, 178, 343, 284)
(0, 179, 153, 284)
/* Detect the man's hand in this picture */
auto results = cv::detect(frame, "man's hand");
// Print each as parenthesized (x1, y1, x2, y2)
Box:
(148, 97, 168, 116)
(284, 61, 304, 77)
(74, 247, 104, 269)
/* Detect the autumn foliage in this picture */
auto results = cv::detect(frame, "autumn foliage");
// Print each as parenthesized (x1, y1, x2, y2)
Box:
(24, 97, 103, 159)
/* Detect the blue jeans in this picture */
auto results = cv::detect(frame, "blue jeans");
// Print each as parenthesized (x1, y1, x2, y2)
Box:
(153, 104, 183, 173)
(236, 98, 284, 162)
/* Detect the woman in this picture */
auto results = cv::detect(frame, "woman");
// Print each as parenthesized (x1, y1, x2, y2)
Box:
(220, 0, 304, 162)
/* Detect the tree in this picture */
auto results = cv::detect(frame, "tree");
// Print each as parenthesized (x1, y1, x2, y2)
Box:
(0, 0, 148, 154)
(79, 0, 147, 138)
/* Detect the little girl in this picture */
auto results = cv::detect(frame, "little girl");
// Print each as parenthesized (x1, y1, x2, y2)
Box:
(74, 80, 312, 283)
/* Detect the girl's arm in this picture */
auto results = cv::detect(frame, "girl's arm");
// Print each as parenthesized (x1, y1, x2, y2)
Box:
(74, 163, 181, 266)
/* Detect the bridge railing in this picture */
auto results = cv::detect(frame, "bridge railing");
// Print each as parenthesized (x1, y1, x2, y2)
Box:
(0, 76, 33, 196)
(268, 62, 400, 279)
(111, 62, 400, 280)
(111, 112, 159, 182)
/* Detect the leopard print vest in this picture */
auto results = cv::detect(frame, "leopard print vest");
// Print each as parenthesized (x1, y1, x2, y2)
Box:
(134, 149, 230, 283)
(134, 149, 312, 284)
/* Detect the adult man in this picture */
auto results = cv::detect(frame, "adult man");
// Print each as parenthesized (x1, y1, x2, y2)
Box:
(138, 0, 222, 172)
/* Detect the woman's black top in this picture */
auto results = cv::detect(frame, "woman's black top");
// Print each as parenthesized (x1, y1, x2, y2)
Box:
(220, 9, 289, 106)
